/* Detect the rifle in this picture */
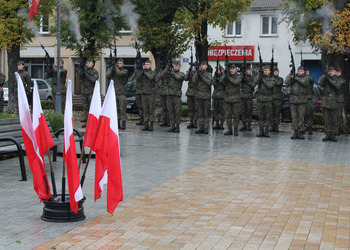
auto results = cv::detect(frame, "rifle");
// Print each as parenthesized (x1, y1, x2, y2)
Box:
(242, 46, 247, 79)
(113, 40, 117, 67)
(258, 44, 263, 73)
(288, 42, 295, 77)
(270, 46, 274, 76)
(40, 43, 53, 69)
(225, 44, 229, 78)
(215, 48, 221, 81)
(135, 41, 142, 70)
(189, 46, 193, 81)
(300, 49, 304, 66)
(77, 43, 85, 72)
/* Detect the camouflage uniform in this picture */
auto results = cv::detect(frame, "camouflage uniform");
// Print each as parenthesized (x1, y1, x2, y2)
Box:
(271, 75, 283, 132)
(212, 72, 225, 130)
(240, 73, 258, 131)
(106, 64, 129, 129)
(162, 65, 184, 132)
(135, 67, 157, 131)
(157, 68, 169, 126)
(220, 72, 242, 136)
(192, 69, 213, 134)
(131, 70, 143, 125)
(336, 75, 346, 134)
(17, 69, 32, 106)
(45, 65, 67, 113)
(285, 72, 310, 139)
(256, 73, 275, 137)
(305, 75, 315, 134)
(79, 66, 99, 121)
(184, 70, 197, 128)
(0, 73, 5, 112)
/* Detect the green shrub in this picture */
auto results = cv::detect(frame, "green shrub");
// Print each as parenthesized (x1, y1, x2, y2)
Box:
(0, 113, 18, 119)
(41, 100, 54, 110)
(47, 112, 64, 133)
(181, 106, 189, 117)
(73, 106, 83, 111)
(347, 114, 350, 123)
(313, 112, 324, 125)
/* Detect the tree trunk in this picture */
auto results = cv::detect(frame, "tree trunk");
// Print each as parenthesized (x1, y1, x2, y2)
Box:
(7, 45, 21, 113)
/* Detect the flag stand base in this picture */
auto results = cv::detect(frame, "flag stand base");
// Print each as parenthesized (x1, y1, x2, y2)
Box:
(41, 195, 86, 222)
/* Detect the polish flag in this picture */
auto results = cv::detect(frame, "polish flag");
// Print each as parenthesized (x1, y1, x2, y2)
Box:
(29, 0, 41, 21)
(32, 80, 54, 158)
(16, 73, 51, 201)
(64, 80, 83, 213)
(93, 81, 123, 214)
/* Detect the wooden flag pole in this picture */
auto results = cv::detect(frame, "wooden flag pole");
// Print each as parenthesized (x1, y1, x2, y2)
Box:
(47, 146, 57, 197)
(61, 161, 66, 202)
(80, 149, 92, 188)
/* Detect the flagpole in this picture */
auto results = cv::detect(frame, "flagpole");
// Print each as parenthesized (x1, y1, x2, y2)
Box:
(62, 161, 66, 202)
(80, 149, 92, 188)
(56, 0, 62, 114)
(77, 146, 85, 171)
(47, 146, 57, 197)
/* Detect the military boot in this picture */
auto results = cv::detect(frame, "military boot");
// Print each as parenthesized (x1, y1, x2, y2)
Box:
(212, 121, 220, 130)
(322, 132, 330, 141)
(160, 120, 168, 127)
(299, 131, 305, 140)
(136, 118, 143, 125)
(142, 122, 149, 131)
(193, 120, 198, 128)
(148, 122, 154, 131)
(247, 123, 252, 131)
(234, 127, 238, 136)
(307, 126, 313, 135)
(187, 120, 194, 129)
(269, 124, 275, 132)
(175, 124, 180, 133)
(203, 127, 209, 134)
(239, 122, 247, 131)
(168, 124, 175, 132)
(257, 127, 264, 137)
(195, 126, 203, 134)
(219, 122, 225, 130)
(120, 121, 126, 130)
(291, 130, 299, 139)
(224, 126, 233, 135)
(275, 124, 279, 133)
(264, 127, 270, 138)
(329, 132, 337, 142)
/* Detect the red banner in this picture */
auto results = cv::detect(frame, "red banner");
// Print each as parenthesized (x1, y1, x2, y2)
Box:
(208, 46, 254, 61)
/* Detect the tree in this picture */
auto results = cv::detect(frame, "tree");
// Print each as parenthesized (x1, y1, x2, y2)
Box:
(0, 0, 55, 112)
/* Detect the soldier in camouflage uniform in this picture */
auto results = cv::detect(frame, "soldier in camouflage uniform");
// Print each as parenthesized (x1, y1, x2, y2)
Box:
(256, 65, 275, 138)
(45, 59, 67, 113)
(212, 66, 225, 130)
(192, 61, 213, 134)
(220, 64, 242, 136)
(17, 61, 32, 106)
(79, 58, 99, 128)
(132, 63, 145, 125)
(162, 61, 185, 132)
(285, 66, 310, 140)
(270, 68, 283, 133)
(184, 65, 198, 129)
(0, 72, 5, 113)
(135, 60, 157, 131)
(106, 58, 129, 130)
(240, 67, 258, 131)
(156, 63, 169, 127)
(305, 68, 315, 134)
(317, 67, 344, 142)
(335, 68, 346, 134)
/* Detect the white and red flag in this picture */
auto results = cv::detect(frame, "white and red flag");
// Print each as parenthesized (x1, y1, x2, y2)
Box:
(32, 80, 55, 158)
(63, 80, 83, 213)
(29, 0, 41, 21)
(16, 73, 51, 201)
(93, 80, 123, 214)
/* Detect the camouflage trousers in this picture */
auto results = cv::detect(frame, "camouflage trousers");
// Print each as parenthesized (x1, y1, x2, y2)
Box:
(241, 98, 253, 123)
(187, 96, 197, 121)
(135, 94, 143, 120)
(337, 102, 345, 131)
(116, 94, 127, 122)
(323, 107, 338, 133)
(196, 99, 211, 129)
(212, 98, 225, 124)
(257, 101, 272, 128)
(305, 98, 313, 128)
(160, 94, 168, 124)
(225, 101, 241, 128)
(272, 99, 282, 125)
(142, 94, 155, 123)
(81, 92, 93, 120)
(167, 95, 182, 125)
(290, 103, 306, 131)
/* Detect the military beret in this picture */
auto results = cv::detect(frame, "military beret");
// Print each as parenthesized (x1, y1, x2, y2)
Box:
(118, 58, 124, 63)
(263, 65, 270, 70)
(230, 64, 236, 69)
(201, 60, 208, 65)
(86, 58, 95, 63)
(298, 66, 305, 71)
(146, 59, 152, 64)
(173, 61, 180, 66)
(328, 66, 335, 71)
(274, 68, 279, 71)
(17, 61, 24, 66)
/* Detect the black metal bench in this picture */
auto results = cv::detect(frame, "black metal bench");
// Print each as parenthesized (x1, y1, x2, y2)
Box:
(0, 116, 84, 181)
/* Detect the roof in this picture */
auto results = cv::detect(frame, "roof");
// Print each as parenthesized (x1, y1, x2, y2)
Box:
(251, 0, 284, 10)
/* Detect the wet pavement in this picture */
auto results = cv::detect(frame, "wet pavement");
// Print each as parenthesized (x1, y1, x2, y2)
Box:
(1, 120, 349, 249)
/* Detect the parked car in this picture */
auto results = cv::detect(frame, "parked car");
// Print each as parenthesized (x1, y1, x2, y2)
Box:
(126, 81, 138, 114)
(3, 79, 52, 104)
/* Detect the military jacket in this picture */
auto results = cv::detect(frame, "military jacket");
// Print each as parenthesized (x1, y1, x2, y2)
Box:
(163, 66, 184, 97)
(212, 74, 225, 99)
(336, 76, 346, 103)
(184, 71, 197, 97)
(106, 66, 129, 95)
(192, 70, 213, 100)
(45, 66, 67, 94)
(317, 74, 343, 109)
(156, 68, 169, 96)
(256, 73, 275, 102)
(131, 71, 142, 95)
(135, 68, 157, 95)
(79, 67, 99, 94)
(17, 69, 32, 95)
(272, 76, 284, 100)
(241, 74, 258, 99)
(285, 73, 310, 104)
(220, 73, 242, 103)
(306, 76, 315, 99)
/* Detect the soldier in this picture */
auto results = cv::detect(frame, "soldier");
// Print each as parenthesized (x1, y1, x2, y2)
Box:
(212, 66, 225, 130)
(135, 60, 157, 131)
(270, 68, 283, 132)
(156, 60, 169, 127)
(106, 58, 129, 130)
(335, 68, 347, 134)
(220, 64, 242, 136)
(285, 66, 310, 140)
(318, 67, 343, 141)
(184, 64, 198, 129)
(305, 68, 315, 134)
(45, 59, 67, 113)
(240, 67, 258, 131)
(132, 63, 145, 125)
(17, 61, 32, 105)
(192, 61, 213, 134)
(163, 61, 185, 132)
(79, 58, 99, 128)
(256, 65, 275, 138)
(0, 71, 5, 113)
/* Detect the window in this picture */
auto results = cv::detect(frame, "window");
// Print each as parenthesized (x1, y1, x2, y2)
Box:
(261, 16, 278, 35)
(39, 16, 50, 34)
(226, 20, 242, 37)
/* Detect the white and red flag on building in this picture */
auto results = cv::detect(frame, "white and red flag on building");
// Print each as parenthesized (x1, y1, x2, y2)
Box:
(63, 80, 83, 213)
(29, 0, 41, 21)
(16, 73, 51, 201)
(93, 81, 123, 214)
(32, 80, 55, 158)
